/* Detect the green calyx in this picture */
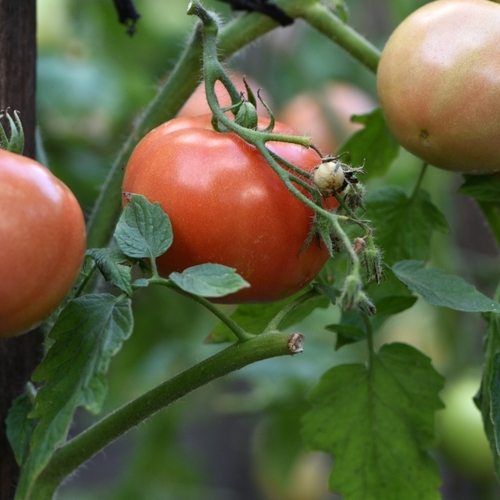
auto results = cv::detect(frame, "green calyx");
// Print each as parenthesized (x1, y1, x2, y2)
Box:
(0, 110, 25, 154)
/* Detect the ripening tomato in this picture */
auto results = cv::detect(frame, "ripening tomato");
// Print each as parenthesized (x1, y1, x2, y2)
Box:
(278, 82, 376, 155)
(0, 150, 87, 337)
(122, 115, 338, 303)
(377, 0, 500, 173)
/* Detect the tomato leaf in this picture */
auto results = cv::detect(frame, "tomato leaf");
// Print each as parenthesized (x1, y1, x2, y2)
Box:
(393, 260, 500, 312)
(16, 294, 133, 499)
(337, 108, 400, 177)
(87, 247, 133, 295)
(459, 174, 500, 203)
(206, 292, 330, 343)
(302, 343, 444, 500)
(489, 354, 500, 464)
(327, 323, 366, 349)
(169, 263, 250, 298)
(475, 313, 500, 477)
(115, 193, 173, 261)
(6, 392, 36, 466)
(364, 187, 449, 265)
(313, 282, 339, 303)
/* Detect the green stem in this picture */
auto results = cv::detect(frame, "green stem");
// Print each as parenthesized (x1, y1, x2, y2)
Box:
(33, 332, 304, 499)
(362, 313, 375, 366)
(263, 288, 320, 333)
(186, 293, 254, 342)
(298, 1, 381, 73)
(144, 274, 254, 342)
(409, 162, 428, 202)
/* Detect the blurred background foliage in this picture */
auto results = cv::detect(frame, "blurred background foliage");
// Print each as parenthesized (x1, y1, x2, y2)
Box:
(36, 0, 499, 498)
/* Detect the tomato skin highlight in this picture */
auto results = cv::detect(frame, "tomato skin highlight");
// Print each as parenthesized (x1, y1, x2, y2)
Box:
(123, 115, 338, 303)
(377, 0, 500, 173)
(0, 150, 87, 337)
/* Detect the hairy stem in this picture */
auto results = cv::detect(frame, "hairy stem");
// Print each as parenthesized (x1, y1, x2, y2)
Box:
(187, 294, 254, 342)
(34, 332, 304, 499)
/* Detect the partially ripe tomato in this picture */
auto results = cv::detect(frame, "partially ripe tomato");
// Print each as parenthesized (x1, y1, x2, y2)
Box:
(278, 82, 376, 154)
(0, 150, 87, 337)
(122, 115, 338, 303)
(377, 0, 500, 173)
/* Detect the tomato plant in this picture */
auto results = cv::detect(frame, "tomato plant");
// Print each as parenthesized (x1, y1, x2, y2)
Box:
(8, 1, 500, 500)
(377, 0, 500, 173)
(0, 149, 86, 337)
(122, 114, 338, 303)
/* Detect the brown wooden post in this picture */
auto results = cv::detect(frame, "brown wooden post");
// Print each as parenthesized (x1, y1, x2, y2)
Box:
(0, 2, 41, 499)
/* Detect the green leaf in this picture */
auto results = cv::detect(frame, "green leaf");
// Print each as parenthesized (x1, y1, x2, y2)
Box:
(115, 193, 173, 260)
(365, 187, 449, 265)
(489, 354, 500, 462)
(393, 260, 500, 312)
(337, 108, 400, 177)
(16, 294, 133, 499)
(375, 294, 418, 318)
(459, 174, 500, 203)
(313, 282, 339, 303)
(206, 292, 329, 343)
(302, 343, 444, 500)
(476, 313, 500, 477)
(327, 323, 366, 349)
(169, 264, 249, 298)
(87, 247, 133, 295)
(6, 392, 36, 466)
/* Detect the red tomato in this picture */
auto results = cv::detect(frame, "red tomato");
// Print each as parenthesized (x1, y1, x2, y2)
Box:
(0, 150, 87, 337)
(377, 0, 500, 173)
(278, 82, 376, 155)
(122, 115, 338, 303)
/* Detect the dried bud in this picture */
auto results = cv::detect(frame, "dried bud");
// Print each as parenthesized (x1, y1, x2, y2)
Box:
(313, 161, 345, 197)
(353, 237, 366, 255)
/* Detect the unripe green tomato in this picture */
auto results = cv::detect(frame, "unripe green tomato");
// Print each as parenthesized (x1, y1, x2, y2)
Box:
(377, 0, 500, 173)
(0, 150, 86, 337)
